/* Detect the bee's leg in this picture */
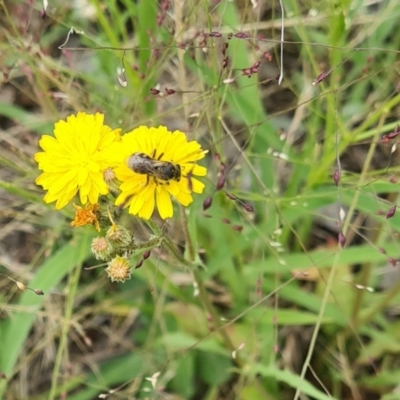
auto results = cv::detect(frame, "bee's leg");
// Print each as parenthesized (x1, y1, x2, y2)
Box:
(157, 152, 164, 160)
(152, 149, 157, 158)
(146, 175, 150, 186)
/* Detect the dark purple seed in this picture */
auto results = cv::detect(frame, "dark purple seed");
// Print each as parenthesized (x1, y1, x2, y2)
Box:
(388, 257, 397, 267)
(226, 193, 237, 200)
(333, 169, 340, 186)
(142, 250, 151, 260)
(135, 259, 144, 269)
(242, 68, 252, 77)
(232, 225, 243, 233)
(338, 231, 346, 248)
(203, 196, 213, 211)
(234, 32, 249, 39)
(208, 31, 222, 37)
(313, 70, 330, 85)
(386, 205, 396, 219)
(222, 56, 229, 68)
(149, 88, 160, 95)
(263, 52, 272, 61)
(221, 218, 230, 224)
(203, 213, 212, 218)
(34, 289, 44, 295)
(386, 125, 400, 139)
(165, 87, 175, 95)
(243, 204, 254, 212)
(216, 174, 225, 190)
(378, 247, 387, 254)
(152, 48, 160, 59)
(161, 0, 169, 11)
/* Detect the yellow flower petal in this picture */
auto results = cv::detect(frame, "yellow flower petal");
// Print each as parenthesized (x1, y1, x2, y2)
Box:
(190, 178, 205, 194)
(139, 188, 156, 219)
(174, 191, 193, 206)
(156, 187, 173, 219)
(129, 191, 146, 215)
(166, 181, 180, 196)
(187, 164, 208, 176)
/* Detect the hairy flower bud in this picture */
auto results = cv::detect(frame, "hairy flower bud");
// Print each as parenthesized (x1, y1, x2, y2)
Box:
(106, 225, 132, 249)
(106, 256, 132, 282)
(103, 168, 119, 193)
(91, 237, 114, 261)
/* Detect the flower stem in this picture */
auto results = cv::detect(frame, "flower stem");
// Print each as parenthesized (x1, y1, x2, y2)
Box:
(179, 205, 195, 262)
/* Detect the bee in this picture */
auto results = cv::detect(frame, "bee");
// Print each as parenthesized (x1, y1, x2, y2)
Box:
(127, 151, 181, 184)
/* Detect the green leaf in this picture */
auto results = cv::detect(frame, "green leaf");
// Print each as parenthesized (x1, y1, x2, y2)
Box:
(168, 353, 195, 399)
(196, 350, 232, 386)
(158, 331, 229, 356)
(250, 365, 338, 400)
(59, 353, 148, 400)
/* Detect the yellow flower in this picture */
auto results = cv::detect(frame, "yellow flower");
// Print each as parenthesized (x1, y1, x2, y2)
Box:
(70, 203, 101, 231)
(110, 126, 207, 219)
(34, 112, 121, 209)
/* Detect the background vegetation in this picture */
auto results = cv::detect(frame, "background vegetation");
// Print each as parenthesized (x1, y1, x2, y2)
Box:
(2, 0, 400, 399)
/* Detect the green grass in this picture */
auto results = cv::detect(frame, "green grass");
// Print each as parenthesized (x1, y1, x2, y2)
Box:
(2, 0, 400, 399)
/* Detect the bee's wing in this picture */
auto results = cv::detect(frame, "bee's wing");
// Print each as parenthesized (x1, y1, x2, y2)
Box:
(128, 157, 156, 175)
